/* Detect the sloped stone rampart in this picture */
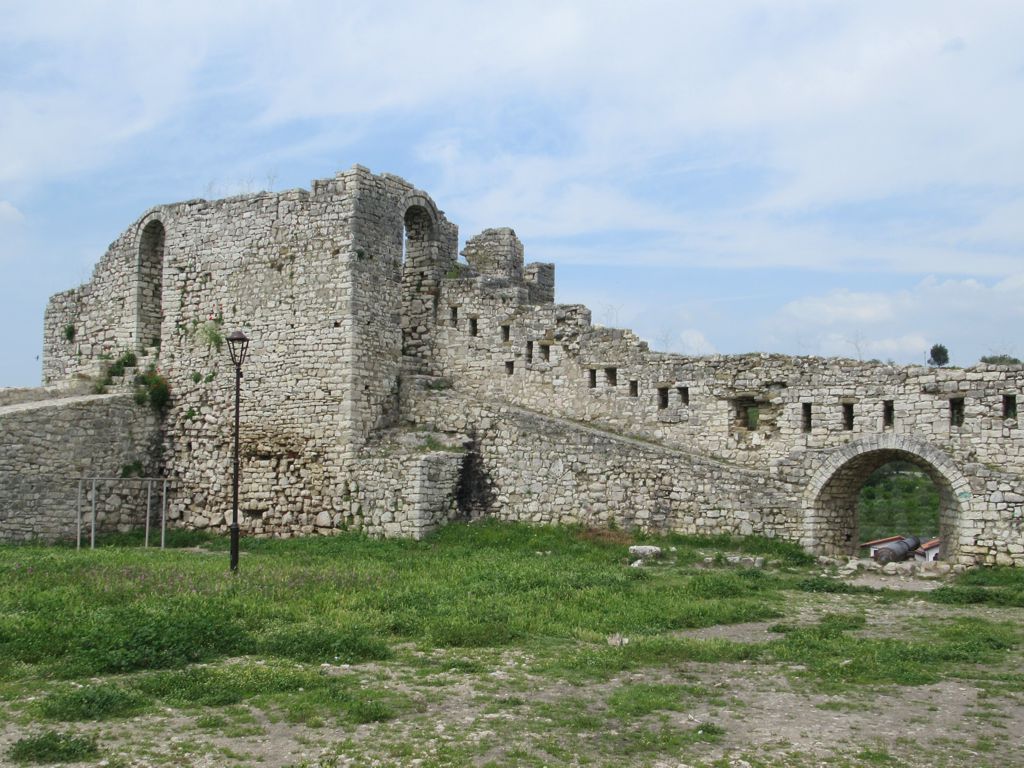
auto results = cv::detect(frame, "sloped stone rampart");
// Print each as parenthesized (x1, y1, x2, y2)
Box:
(404, 382, 799, 538)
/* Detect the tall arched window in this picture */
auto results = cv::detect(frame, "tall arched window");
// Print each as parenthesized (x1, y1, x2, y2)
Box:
(137, 219, 165, 351)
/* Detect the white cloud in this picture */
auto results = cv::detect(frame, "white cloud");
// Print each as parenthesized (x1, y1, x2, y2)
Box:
(3, 0, 1024, 385)
(0, 201, 24, 223)
(765, 275, 1024, 364)
(677, 329, 718, 356)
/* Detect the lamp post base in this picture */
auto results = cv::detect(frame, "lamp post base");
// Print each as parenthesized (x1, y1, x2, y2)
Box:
(230, 523, 240, 571)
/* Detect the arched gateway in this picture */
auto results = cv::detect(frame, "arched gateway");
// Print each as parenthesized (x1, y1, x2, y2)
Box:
(802, 434, 972, 558)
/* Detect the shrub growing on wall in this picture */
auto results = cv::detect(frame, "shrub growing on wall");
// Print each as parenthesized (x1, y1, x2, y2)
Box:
(133, 366, 171, 412)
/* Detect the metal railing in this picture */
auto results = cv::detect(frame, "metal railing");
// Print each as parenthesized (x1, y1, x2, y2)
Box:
(76, 477, 171, 550)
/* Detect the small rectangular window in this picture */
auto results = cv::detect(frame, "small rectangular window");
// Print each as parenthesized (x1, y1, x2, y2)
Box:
(950, 397, 965, 427)
(658, 387, 669, 409)
(883, 400, 894, 428)
(540, 344, 550, 362)
(449, 306, 458, 327)
(677, 386, 689, 405)
(745, 405, 759, 430)
(501, 324, 510, 342)
(802, 403, 812, 433)
(469, 318, 478, 337)
(1003, 394, 1017, 420)
(588, 369, 597, 388)
(605, 367, 617, 387)
(505, 360, 514, 376)
(526, 340, 533, 363)
(843, 403, 854, 431)
(629, 380, 638, 397)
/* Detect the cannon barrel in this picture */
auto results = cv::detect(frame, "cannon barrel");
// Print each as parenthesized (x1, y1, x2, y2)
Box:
(877, 535, 922, 564)
(874, 535, 922, 564)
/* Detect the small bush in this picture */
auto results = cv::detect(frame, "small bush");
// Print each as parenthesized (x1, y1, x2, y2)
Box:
(120, 461, 144, 478)
(7, 730, 100, 764)
(197, 321, 224, 352)
(35, 684, 149, 721)
(63, 324, 76, 343)
(134, 662, 313, 707)
(132, 366, 171, 412)
(326, 689, 395, 723)
(107, 351, 137, 379)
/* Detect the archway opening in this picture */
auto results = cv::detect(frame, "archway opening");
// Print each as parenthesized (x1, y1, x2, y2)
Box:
(858, 461, 940, 543)
(403, 205, 434, 264)
(137, 220, 165, 351)
(812, 448, 959, 559)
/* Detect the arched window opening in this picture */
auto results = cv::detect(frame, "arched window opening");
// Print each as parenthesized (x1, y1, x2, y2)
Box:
(400, 204, 439, 366)
(137, 220, 165, 351)
(403, 205, 434, 264)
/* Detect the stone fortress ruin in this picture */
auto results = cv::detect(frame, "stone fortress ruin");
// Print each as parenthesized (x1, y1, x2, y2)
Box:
(1, 166, 1022, 566)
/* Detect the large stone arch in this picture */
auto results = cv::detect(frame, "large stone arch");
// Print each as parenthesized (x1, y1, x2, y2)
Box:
(402, 192, 440, 255)
(135, 215, 165, 353)
(802, 434, 972, 559)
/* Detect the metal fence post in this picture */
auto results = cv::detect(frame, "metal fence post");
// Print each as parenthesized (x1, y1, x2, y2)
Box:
(145, 479, 152, 548)
(76, 479, 82, 550)
(90, 478, 97, 550)
(161, 479, 167, 549)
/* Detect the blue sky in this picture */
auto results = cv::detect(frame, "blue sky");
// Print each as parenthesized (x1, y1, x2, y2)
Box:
(2, 0, 1023, 387)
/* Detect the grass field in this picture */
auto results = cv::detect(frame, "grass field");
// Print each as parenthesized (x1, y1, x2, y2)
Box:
(1, 521, 1022, 767)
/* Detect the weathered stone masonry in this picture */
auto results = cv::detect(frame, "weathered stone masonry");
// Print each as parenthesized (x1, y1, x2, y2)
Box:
(3, 166, 1022, 565)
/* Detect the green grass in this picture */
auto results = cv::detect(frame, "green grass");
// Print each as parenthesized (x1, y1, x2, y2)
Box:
(0, 521, 799, 683)
(607, 682, 708, 717)
(767, 614, 1018, 691)
(1, 520, 1022, 767)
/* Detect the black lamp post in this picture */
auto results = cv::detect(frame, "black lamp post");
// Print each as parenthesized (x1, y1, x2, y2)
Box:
(226, 330, 249, 572)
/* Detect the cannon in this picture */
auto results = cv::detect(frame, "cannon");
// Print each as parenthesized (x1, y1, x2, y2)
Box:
(874, 535, 922, 564)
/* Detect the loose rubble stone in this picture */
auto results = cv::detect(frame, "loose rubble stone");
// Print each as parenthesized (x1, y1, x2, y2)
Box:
(628, 545, 662, 559)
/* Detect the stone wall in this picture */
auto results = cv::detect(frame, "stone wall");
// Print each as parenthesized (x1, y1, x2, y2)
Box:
(403, 379, 798, 537)
(0, 380, 92, 408)
(23, 165, 1024, 564)
(0, 394, 162, 541)
(37, 167, 464, 542)
(426, 239, 1024, 564)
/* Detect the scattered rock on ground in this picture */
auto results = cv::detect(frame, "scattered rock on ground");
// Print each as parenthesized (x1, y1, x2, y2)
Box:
(628, 545, 662, 559)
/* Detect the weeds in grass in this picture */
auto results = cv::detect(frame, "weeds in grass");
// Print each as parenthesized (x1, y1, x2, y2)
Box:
(928, 583, 1024, 608)
(7, 730, 100, 764)
(768, 614, 1018, 690)
(34, 683, 149, 721)
(538, 636, 759, 682)
(607, 682, 706, 717)
(257, 621, 393, 664)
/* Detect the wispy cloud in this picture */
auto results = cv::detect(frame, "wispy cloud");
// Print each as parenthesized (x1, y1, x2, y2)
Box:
(765, 275, 1024, 364)
(0, 201, 24, 223)
(2, 1, 1023, 385)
